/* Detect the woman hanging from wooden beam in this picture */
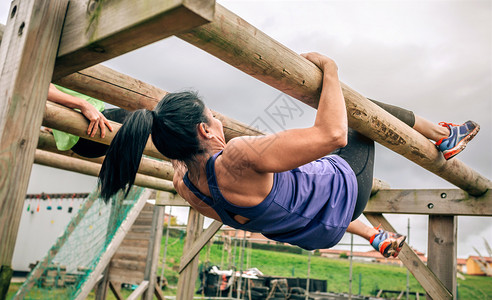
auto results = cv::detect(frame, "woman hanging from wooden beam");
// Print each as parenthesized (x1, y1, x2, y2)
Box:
(96, 52, 479, 257)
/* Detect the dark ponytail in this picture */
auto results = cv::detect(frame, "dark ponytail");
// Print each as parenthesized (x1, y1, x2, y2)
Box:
(98, 91, 208, 202)
(98, 109, 153, 202)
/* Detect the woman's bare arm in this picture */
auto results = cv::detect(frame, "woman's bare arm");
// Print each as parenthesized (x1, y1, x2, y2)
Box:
(222, 53, 347, 173)
(48, 83, 113, 138)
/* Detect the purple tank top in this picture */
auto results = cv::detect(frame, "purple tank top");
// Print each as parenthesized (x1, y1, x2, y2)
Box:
(183, 151, 358, 250)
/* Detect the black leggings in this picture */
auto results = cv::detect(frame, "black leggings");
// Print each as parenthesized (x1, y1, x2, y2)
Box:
(331, 99, 415, 221)
(71, 108, 131, 158)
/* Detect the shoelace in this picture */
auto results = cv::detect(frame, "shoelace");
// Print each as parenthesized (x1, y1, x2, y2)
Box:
(438, 121, 459, 128)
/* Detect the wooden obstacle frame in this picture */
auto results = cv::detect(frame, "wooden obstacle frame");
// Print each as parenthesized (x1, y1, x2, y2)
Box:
(0, 1, 491, 299)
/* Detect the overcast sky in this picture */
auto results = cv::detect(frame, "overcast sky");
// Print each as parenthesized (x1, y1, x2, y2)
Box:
(1, 1, 490, 260)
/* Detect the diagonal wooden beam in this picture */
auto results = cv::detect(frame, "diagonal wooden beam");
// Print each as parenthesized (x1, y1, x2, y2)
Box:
(177, 3, 491, 196)
(366, 189, 492, 216)
(364, 213, 452, 300)
(178, 220, 223, 273)
(52, 0, 215, 79)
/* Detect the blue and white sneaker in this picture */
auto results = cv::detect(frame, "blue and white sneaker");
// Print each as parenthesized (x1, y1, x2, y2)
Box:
(370, 225, 406, 258)
(435, 121, 480, 160)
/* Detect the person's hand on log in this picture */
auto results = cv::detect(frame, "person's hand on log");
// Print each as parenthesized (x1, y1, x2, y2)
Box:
(301, 52, 338, 75)
(79, 102, 113, 138)
(47, 83, 113, 138)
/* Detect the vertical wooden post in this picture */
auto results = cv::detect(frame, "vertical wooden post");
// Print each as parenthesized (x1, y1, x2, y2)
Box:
(0, 0, 68, 296)
(143, 205, 165, 300)
(95, 267, 110, 300)
(427, 216, 457, 299)
(176, 208, 204, 300)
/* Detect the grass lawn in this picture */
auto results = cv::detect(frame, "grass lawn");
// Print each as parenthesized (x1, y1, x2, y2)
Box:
(6, 236, 492, 299)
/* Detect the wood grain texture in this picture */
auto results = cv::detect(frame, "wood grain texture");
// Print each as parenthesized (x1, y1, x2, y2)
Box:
(55, 64, 263, 140)
(126, 280, 149, 300)
(0, 2, 69, 294)
(178, 3, 491, 196)
(366, 189, 492, 216)
(53, 0, 215, 79)
(427, 216, 457, 298)
(156, 192, 189, 206)
(179, 220, 223, 272)
(176, 208, 204, 299)
(34, 149, 175, 192)
(144, 206, 165, 300)
(364, 213, 452, 300)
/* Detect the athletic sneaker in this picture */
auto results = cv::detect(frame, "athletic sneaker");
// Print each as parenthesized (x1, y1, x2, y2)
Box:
(435, 121, 480, 160)
(370, 226, 406, 258)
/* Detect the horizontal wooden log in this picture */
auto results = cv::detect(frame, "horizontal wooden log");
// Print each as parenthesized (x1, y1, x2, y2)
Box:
(155, 178, 390, 207)
(177, 3, 491, 196)
(366, 189, 492, 216)
(53, 0, 214, 79)
(34, 149, 174, 192)
(37, 130, 174, 181)
(156, 192, 189, 207)
(55, 64, 263, 141)
(110, 259, 147, 272)
(43, 101, 165, 160)
(364, 213, 452, 300)
(370, 178, 390, 196)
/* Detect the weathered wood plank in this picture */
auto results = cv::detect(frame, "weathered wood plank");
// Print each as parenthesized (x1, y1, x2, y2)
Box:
(178, 3, 491, 196)
(126, 280, 149, 300)
(366, 189, 491, 216)
(427, 216, 457, 298)
(125, 232, 154, 240)
(55, 64, 263, 141)
(95, 267, 110, 300)
(75, 189, 151, 300)
(52, 0, 215, 79)
(0, 1, 69, 296)
(108, 269, 144, 285)
(110, 259, 147, 272)
(156, 192, 190, 206)
(179, 220, 223, 273)
(144, 206, 165, 300)
(177, 208, 204, 299)
(364, 213, 452, 300)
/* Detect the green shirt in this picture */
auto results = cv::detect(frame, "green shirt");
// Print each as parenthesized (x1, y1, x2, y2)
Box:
(51, 85, 105, 151)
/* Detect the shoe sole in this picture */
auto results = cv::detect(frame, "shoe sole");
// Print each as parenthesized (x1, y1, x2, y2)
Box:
(383, 235, 407, 258)
(443, 123, 480, 160)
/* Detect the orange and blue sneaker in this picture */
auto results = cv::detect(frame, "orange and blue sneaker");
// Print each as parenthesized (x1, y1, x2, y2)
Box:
(370, 226, 406, 258)
(435, 121, 480, 160)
